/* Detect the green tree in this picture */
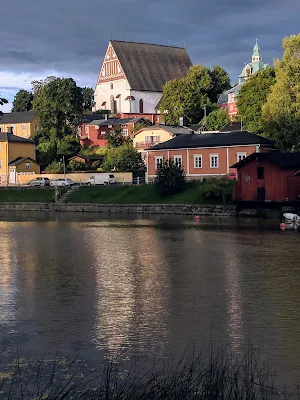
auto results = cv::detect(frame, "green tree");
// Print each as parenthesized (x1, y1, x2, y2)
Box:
(91, 160, 102, 170)
(11, 90, 34, 112)
(102, 144, 145, 172)
(82, 87, 94, 112)
(155, 159, 186, 196)
(160, 64, 231, 124)
(208, 65, 231, 103)
(202, 107, 230, 131)
(32, 77, 83, 139)
(237, 67, 275, 133)
(57, 135, 81, 157)
(68, 160, 87, 171)
(107, 129, 131, 147)
(0, 95, 8, 116)
(262, 34, 300, 151)
(45, 161, 63, 173)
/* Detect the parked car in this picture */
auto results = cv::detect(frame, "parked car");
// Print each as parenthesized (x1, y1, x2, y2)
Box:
(86, 174, 116, 186)
(50, 178, 74, 187)
(28, 177, 50, 187)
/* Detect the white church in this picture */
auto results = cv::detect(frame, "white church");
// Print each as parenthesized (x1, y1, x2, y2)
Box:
(93, 40, 192, 116)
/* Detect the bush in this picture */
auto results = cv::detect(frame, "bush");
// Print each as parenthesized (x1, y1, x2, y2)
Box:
(201, 177, 234, 204)
(91, 160, 102, 170)
(155, 159, 186, 196)
(45, 161, 63, 173)
(102, 144, 145, 172)
(68, 160, 87, 171)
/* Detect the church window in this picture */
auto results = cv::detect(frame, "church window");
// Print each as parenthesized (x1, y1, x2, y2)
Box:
(110, 95, 116, 114)
(111, 83, 113, 90)
(139, 99, 144, 113)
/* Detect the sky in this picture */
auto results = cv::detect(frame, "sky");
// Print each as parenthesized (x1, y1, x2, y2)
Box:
(1, 0, 299, 112)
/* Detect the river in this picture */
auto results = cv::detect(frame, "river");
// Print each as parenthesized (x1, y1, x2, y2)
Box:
(0, 212, 300, 392)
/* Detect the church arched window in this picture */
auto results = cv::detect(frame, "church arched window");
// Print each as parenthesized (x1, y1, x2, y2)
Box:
(139, 99, 144, 114)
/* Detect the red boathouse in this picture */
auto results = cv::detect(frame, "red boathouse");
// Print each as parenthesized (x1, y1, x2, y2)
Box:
(232, 152, 300, 202)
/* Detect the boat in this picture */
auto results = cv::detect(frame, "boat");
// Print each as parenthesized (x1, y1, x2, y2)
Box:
(282, 213, 300, 230)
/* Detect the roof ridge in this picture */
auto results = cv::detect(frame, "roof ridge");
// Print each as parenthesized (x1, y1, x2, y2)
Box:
(110, 40, 186, 50)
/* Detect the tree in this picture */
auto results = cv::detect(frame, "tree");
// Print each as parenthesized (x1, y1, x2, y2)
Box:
(102, 144, 145, 172)
(82, 87, 94, 112)
(237, 67, 275, 133)
(12, 90, 34, 112)
(208, 66, 231, 104)
(68, 160, 87, 171)
(155, 159, 186, 195)
(160, 64, 231, 125)
(262, 34, 300, 151)
(0, 95, 8, 116)
(32, 77, 83, 138)
(202, 107, 230, 131)
(45, 161, 63, 173)
(107, 129, 131, 147)
(57, 135, 81, 157)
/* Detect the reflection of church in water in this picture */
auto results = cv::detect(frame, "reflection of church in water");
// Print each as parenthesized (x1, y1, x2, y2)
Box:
(218, 40, 269, 118)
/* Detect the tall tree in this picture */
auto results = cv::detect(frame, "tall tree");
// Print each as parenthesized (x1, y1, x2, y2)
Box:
(32, 77, 83, 139)
(202, 107, 230, 131)
(262, 34, 300, 151)
(237, 67, 275, 133)
(12, 89, 34, 112)
(160, 64, 231, 125)
(82, 87, 94, 112)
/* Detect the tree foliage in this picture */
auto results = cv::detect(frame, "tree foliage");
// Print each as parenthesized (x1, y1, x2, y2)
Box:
(0, 95, 8, 116)
(82, 87, 94, 112)
(262, 34, 300, 151)
(12, 90, 34, 112)
(155, 159, 186, 195)
(102, 144, 145, 172)
(32, 77, 83, 138)
(237, 67, 276, 133)
(202, 107, 230, 131)
(202, 177, 234, 205)
(160, 65, 231, 124)
(68, 160, 87, 171)
(106, 129, 132, 147)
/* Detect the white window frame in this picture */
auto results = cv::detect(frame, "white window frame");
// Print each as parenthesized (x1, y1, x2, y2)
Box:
(85, 126, 89, 134)
(122, 129, 129, 136)
(210, 154, 219, 169)
(194, 154, 202, 169)
(174, 155, 182, 167)
(100, 131, 106, 135)
(22, 124, 27, 131)
(237, 152, 247, 162)
(155, 156, 164, 169)
(25, 162, 31, 169)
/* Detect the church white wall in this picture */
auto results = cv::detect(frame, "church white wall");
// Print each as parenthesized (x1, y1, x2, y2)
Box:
(130, 90, 162, 114)
(94, 78, 131, 113)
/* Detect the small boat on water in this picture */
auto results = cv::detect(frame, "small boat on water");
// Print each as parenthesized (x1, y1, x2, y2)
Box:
(282, 213, 300, 230)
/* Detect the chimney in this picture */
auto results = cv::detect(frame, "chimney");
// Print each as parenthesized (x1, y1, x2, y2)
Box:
(179, 116, 188, 127)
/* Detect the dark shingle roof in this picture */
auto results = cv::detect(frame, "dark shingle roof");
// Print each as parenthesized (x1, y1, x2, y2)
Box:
(149, 131, 274, 150)
(88, 117, 144, 126)
(219, 121, 244, 132)
(111, 40, 192, 92)
(8, 157, 37, 166)
(0, 133, 35, 143)
(231, 152, 300, 169)
(0, 111, 38, 124)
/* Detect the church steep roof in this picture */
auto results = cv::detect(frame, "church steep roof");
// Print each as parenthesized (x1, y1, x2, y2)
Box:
(111, 40, 192, 92)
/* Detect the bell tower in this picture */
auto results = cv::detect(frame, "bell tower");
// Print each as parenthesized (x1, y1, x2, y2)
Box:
(252, 38, 262, 63)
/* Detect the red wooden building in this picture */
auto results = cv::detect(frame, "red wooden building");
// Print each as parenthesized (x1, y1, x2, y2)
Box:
(232, 152, 300, 202)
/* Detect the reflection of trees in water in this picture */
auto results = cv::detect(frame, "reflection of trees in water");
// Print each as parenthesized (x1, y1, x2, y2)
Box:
(86, 225, 170, 357)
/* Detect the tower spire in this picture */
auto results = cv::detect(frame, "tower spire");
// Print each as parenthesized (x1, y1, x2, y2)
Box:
(252, 37, 262, 62)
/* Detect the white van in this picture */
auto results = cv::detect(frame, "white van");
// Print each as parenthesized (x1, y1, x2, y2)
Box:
(86, 174, 116, 186)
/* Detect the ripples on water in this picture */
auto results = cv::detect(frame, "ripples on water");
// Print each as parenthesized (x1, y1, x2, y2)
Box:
(0, 212, 300, 390)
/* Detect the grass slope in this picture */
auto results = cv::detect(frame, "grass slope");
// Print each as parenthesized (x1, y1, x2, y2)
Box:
(0, 188, 55, 203)
(67, 183, 225, 205)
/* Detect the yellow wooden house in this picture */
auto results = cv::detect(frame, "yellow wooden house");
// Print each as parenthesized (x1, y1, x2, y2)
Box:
(0, 111, 39, 139)
(133, 125, 195, 153)
(0, 133, 40, 184)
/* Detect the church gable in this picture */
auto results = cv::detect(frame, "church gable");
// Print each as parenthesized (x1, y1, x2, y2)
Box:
(97, 43, 126, 84)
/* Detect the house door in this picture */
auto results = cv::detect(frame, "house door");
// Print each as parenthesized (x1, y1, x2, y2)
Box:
(257, 187, 265, 201)
(9, 168, 16, 184)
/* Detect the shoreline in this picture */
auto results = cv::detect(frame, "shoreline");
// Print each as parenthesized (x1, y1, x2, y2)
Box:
(0, 202, 285, 218)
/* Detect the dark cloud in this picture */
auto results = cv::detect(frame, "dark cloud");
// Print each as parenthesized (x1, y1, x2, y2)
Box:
(1, 0, 300, 97)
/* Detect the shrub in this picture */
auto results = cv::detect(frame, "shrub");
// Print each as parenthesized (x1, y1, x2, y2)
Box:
(68, 160, 87, 171)
(102, 144, 145, 172)
(91, 160, 102, 170)
(45, 161, 63, 173)
(155, 159, 186, 196)
(201, 177, 234, 204)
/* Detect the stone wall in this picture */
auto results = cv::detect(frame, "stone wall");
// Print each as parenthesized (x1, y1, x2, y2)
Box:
(0, 203, 238, 216)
